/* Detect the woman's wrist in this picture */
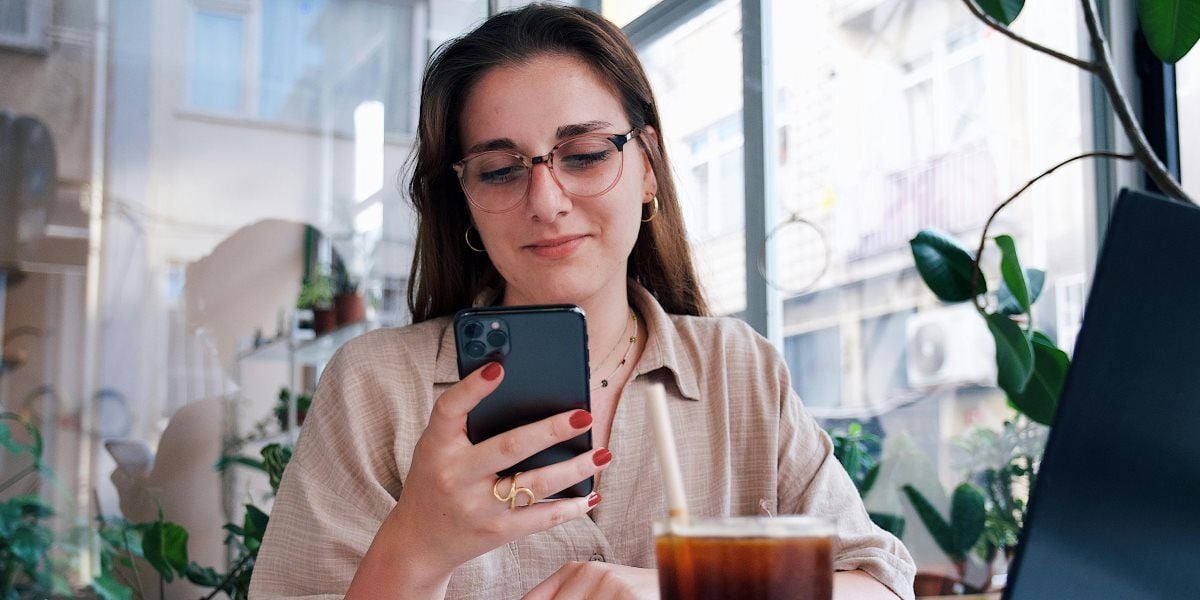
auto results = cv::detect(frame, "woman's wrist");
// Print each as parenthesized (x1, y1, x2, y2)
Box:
(346, 505, 457, 599)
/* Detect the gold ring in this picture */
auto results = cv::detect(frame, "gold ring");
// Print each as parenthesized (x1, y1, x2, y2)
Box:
(492, 472, 537, 508)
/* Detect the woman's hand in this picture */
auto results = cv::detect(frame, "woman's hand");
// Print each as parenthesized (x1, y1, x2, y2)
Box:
(347, 362, 613, 599)
(523, 563, 660, 600)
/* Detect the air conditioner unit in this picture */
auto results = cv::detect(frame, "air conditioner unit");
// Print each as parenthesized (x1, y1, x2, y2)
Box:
(0, 0, 51, 54)
(905, 303, 996, 388)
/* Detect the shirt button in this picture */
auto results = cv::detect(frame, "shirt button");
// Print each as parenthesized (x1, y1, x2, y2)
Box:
(589, 554, 605, 562)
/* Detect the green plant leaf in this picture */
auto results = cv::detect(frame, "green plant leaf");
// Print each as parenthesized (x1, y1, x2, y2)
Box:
(1138, 0, 1200, 63)
(92, 574, 133, 600)
(950, 483, 987, 556)
(98, 519, 145, 559)
(861, 463, 881, 495)
(142, 521, 190, 582)
(215, 455, 266, 473)
(986, 313, 1035, 395)
(242, 504, 270, 554)
(261, 443, 294, 494)
(974, 0, 1025, 25)
(995, 235, 1031, 314)
(869, 512, 906, 540)
(1009, 332, 1070, 425)
(184, 561, 225, 587)
(11, 494, 54, 519)
(902, 485, 956, 558)
(11, 525, 52, 566)
(0, 412, 43, 458)
(998, 269, 1045, 315)
(910, 230, 985, 302)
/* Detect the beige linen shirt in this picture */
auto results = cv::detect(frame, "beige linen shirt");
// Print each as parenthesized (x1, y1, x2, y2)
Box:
(250, 283, 915, 599)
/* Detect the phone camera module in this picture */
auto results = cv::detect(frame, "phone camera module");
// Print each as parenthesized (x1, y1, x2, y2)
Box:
(486, 330, 508, 348)
(465, 340, 487, 358)
(463, 321, 484, 338)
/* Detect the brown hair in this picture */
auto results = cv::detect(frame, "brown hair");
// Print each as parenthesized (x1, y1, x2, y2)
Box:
(406, 3, 709, 322)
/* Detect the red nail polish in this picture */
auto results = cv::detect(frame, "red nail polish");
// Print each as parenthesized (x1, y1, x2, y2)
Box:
(482, 362, 502, 381)
(593, 448, 612, 466)
(569, 410, 593, 429)
(588, 493, 602, 507)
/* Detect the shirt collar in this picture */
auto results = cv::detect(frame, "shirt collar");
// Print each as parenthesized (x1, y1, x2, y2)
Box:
(433, 280, 702, 402)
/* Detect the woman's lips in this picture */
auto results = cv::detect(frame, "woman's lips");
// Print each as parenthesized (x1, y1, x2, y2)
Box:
(525, 235, 586, 259)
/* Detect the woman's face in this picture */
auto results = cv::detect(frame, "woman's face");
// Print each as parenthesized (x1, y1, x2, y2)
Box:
(458, 53, 656, 306)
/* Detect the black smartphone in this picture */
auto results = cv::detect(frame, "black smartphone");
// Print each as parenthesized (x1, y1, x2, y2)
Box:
(454, 304, 593, 498)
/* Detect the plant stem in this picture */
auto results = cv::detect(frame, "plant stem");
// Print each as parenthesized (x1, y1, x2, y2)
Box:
(958, 0, 1099, 72)
(958, 0, 1194, 206)
(0, 464, 37, 494)
(122, 526, 147, 600)
(201, 554, 252, 600)
(970, 151, 1136, 311)
(1077, 0, 1194, 204)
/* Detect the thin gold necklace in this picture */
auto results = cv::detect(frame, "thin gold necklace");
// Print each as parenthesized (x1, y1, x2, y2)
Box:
(591, 310, 638, 391)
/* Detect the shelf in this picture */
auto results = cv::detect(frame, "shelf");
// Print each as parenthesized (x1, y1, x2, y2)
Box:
(293, 320, 376, 366)
(235, 320, 376, 367)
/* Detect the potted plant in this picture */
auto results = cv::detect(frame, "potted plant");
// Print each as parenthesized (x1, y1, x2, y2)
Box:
(902, 483, 989, 595)
(274, 388, 312, 431)
(332, 269, 365, 327)
(827, 422, 905, 539)
(297, 273, 336, 335)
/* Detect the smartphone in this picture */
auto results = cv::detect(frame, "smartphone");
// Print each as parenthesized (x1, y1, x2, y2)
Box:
(454, 304, 593, 498)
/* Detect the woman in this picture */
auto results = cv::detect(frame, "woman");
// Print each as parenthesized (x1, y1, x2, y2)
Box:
(251, 4, 914, 599)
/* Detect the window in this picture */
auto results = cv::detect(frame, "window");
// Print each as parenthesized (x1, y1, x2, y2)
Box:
(0, 0, 50, 52)
(602, 0, 662, 27)
(188, 8, 247, 113)
(1180, 47, 1200, 200)
(784, 326, 841, 410)
(683, 113, 745, 238)
(638, 0, 746, 316)
(770, 0, 1092, 547)
(185, 0, 422, 134)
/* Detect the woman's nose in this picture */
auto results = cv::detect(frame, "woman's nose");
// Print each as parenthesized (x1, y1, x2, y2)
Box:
(524, 162, 572, 222)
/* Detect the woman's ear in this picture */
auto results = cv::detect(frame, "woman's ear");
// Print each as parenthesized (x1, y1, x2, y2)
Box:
(640, 125, 660, 199)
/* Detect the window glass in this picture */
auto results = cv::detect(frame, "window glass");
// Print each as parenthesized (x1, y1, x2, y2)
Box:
(185, 0, 428, 135)
(602, 0, 662, 27)
(0, 0, 488, 557)
(188, 10, 246, 112)
(641, 0, 746, 316)
(1179, 48, 1200, 199)
(771, 0, 1092, 569)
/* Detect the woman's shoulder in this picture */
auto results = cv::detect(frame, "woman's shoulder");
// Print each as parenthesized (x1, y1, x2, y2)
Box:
(662, 312, 786, 375)
(666, 313, 777, 355)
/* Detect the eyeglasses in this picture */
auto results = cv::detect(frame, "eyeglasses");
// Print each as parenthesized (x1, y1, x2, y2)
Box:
(452, 129, 640, 214)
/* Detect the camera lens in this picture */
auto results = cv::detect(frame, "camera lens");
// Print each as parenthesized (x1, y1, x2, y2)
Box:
(487, 330, 508, 348)
(463, 321, 483, 338)
(466, 340, 487, 358)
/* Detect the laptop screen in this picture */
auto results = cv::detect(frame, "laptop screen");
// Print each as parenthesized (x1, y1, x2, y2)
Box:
(1004, 190, 1200, 599)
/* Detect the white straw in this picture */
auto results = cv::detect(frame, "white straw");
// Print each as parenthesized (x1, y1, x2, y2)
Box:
(646, 382, 689, 528)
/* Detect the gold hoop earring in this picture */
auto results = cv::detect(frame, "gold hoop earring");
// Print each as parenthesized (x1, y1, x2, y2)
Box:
(641, 195, 660, 223)
(464, 225, 486, 253)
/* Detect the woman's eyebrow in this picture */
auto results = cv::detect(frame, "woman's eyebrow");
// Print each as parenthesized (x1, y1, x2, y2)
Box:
(556, 120, 613, 139)
(464, 121, 615, 156)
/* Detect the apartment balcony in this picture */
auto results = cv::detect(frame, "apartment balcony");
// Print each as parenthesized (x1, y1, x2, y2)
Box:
(847, 141, 996, 261)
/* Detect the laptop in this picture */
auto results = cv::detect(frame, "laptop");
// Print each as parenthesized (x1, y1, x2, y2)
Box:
(1003, 189, 1200, 599)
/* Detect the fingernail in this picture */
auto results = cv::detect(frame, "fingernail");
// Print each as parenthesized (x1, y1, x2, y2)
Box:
(482, 362, 502, 381)
(588, 493, 602, 507)
(592, 448, 612, 466)
(569, 410, 593, 429)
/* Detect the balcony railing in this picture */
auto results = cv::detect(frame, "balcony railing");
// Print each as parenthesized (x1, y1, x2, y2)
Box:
(848, 142, 996, 261)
